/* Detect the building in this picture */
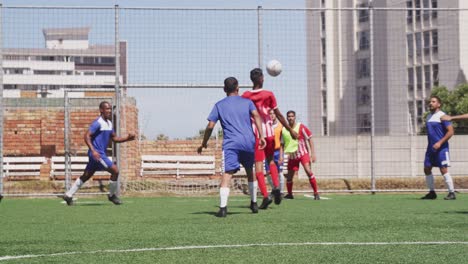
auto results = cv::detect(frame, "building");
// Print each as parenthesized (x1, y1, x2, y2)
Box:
(306, 0, 468, 136)
(3, 27, 127, 98)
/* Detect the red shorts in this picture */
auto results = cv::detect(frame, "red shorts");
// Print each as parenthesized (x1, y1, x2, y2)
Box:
(287, 154, 310, 172)
(254, 137, 275, 162)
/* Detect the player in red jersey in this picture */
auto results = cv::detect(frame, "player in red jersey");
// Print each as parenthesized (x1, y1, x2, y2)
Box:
(242, 68, 298, 209)
(282, 110, 320, 200)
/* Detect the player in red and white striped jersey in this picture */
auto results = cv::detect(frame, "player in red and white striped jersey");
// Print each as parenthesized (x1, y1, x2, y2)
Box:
(242, 68, 298, 209)
(282, 110, 320, 200)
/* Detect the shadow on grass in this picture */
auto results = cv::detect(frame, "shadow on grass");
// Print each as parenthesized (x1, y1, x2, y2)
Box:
(444, 211, 468, 215)
(191, 211, 243, 216)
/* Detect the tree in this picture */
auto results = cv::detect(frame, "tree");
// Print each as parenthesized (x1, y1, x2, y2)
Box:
(156, 134, 169, 141)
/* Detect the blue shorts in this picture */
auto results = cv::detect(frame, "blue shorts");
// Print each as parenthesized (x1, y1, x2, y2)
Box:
(424, 148, 450, 168)
(265, 149, 283, 172)
(223, 149, 254, 173)
(85, 154, 113, 172)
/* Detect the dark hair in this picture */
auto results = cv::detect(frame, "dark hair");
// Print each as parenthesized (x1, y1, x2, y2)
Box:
(99, 101, 111, 109)
(224, 77, 238, 94)
(430, 95, 442, 105)
(286, 110, 296, 116)
(250, 68, 263, 83)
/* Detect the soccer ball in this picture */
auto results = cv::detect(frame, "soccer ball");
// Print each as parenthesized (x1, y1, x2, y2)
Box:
(266, 60, 282, 77)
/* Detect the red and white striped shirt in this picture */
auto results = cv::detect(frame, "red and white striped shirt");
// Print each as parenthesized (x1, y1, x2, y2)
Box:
(242, 89, 278, 138)
(289, 123, 313, 160)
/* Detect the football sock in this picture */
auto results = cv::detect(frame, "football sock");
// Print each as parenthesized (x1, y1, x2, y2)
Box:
(65, 178, 83, 197)
(269, 162, 280, 188)
(219, 187, 230, 208)
(256, 172, 269, 198)
(287, 181, 293, 194)
(109, 180, 118, 196)
(425, 174, 435, 191)
(279, 171, 285, 193)
(248, 181, 258, 203)
(443, 173, 454, 193)
(309, 174, 318, 194)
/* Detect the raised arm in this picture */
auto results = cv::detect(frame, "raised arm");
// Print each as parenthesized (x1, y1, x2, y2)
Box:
(441, 113, 468, 121)
(111, 132, 136, 143)
(251, 109, 266, 149)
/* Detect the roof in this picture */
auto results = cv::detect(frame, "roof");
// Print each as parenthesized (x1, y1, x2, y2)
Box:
(42, 27, 91, 41)
(4, 45, 116, 57)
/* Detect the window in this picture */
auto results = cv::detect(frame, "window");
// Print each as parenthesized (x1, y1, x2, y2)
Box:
(407, 34, 414, 59)
(417, 100, 423, 117)
(423, 31, 431, 56)
(322, 117, 328, 136)
(83, 57, 95, 64)
(415, 0, 421, 22)
(357, 58, 370, 78)
(432, 30, 438, 54)
(321, 12, 326, 31)
(408, 68, 414, 91)
(358, 31, 370, 50)
(423, 0, 430, 20)
(416, 66, 422, 91)
(358, 114, 371, 133)
(321, 38, 326, 58)
(424, 65, 431, 89)
(431, 0, 437, 18)
(100, 57, 115, 64)
(433, 64, 439, 86)
(322, 64, 327, 84)
(321, 0, 325, 6)
(407, 1, 413, 24)
(357, 86, 371, 106)
(322, 90, 327, 112)
(415, 32, 422, 57)
(357, 3, 369, 23)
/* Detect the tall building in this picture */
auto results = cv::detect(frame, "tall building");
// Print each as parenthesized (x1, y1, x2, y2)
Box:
(307, 0, 468, 136)
(3, 27, 127, 98)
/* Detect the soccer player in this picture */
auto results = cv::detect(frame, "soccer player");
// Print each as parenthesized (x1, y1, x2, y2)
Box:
(282, 110, 320, 200)
(265, 109, 285, 195)
(62, 101, 135, 206)
(242, 68, 298, 209)
(198, 77, 266, 218)
(421, 95, 456, 200)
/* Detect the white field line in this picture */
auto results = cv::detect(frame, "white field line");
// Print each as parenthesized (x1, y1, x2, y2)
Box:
(1, 241, 467, 261)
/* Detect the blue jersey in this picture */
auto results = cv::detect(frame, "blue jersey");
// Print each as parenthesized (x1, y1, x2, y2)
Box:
(207, 96, 256, 152)
(426, 110, 451, 152)
(88, 116, 114, 154)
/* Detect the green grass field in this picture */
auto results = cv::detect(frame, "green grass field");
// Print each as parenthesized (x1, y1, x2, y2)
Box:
(0, 194, 467, 263)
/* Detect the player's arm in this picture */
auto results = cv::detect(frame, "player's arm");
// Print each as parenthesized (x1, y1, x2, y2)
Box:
(433, 125, 454, 150)
(111, 132, 136, 143)
(274, 108, 298, 140)
(441, 113, 468, 121)
(307, 136, 317, 163)
(279, 140, 284, 165)
(198, 121, 216, 154)
(251, 109, 266, 149)
(85, 124, 101, 161)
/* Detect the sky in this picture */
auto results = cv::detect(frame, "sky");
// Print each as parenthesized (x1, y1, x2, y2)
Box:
(3, 0, 309, 139)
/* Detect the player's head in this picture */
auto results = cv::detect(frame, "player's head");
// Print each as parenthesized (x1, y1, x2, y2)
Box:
(429, 95, 442, 112)
(224, 77, 239, 95)
(250, 68, 264, 87)
(286, 110, 296, 126)
(99, 101, 112, 120)
(269, 109, 277, 123)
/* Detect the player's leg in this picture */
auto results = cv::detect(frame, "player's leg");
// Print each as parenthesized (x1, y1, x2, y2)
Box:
(265, 138, 282, 205)
(217, 149, 240, 217)
(422, 151, 437, 199)
(62, 157, 97, 205)
(284, 158, 299, 199)
(438, 150, 455, 200)
(254, 139, 271, 209)
(99, 155, 122, 205)
(241, 150, 258, 213)
(301, 155, 319, 200)
(277, 151, 285, 194)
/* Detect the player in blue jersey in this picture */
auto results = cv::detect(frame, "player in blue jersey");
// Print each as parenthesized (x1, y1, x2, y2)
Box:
(62, 101, 135, 206)
(198, 77, 266, 217)
(422, 95, 456, 200)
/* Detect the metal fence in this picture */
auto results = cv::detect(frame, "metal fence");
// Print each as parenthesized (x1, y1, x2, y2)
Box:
(1, 4, 468, 196)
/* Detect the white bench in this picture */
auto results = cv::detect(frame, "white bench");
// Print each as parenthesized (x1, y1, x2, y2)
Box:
(140, 155, 216, 178)
(2, 157, 46, 178)
(234, 156, 289, 176)
(50, 156, 113, 179)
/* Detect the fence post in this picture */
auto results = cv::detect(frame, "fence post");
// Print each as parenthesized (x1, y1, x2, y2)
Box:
(64, 91, 71, 191)
(0, 3, 4, 197)
(369, 1, 376, 194)
(114, 4, 122, 195)
(257, 6, 263, 68)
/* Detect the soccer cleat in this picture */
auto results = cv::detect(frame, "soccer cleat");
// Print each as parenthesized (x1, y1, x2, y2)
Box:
(421, 191, 437, 200)
(250, 201, 259, 214)
(284, 193, 294, 199)
(272, 188, 282, 205)
(444, 192, 456, 200)
(259, 197, 272, 210)
(62, 195, 74, 206)
(314, 193, 321, 200)
(107, 194, 123, 205)
(216, 207, 227, 217)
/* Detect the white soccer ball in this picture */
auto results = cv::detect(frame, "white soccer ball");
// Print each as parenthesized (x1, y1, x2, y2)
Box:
(266, 60, 282, 77)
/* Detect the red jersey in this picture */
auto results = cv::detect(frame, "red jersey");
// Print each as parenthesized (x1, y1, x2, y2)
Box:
(288, 123, 313, 160)
(242, 89, 278, 138)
